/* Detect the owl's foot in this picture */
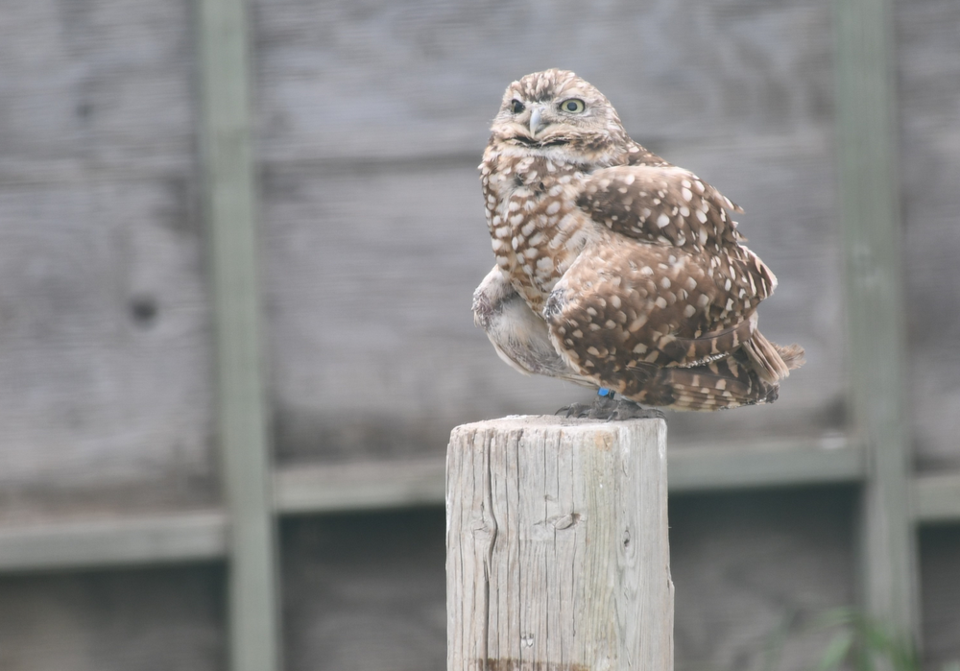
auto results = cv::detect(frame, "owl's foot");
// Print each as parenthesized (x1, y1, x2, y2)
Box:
(556, 389, 665, 421)
(608, 400, 666, 420)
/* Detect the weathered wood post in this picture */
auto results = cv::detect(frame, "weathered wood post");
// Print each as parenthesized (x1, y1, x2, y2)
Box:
(446, 416, 673, 671)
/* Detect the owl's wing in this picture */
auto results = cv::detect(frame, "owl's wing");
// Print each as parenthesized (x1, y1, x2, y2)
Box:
(541, 235, 797, 409)
(575, 165, 777, 303)
(576, 165, 744, 249)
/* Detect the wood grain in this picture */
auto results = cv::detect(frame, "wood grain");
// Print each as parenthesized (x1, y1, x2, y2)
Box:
(0, 0, 215, 522)
(446, 416, 672, 671)
(0, 0, 196, 177)
(0, 178, 216, 522)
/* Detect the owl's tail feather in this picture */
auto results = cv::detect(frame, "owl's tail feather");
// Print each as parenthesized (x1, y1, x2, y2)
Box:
(625, 356, 779, 411)
(742, 331, 806, 384)
(776, 342, 806, 370)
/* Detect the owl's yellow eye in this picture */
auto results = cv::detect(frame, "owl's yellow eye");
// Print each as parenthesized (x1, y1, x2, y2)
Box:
(511, 100, 525, 114)
(560, 99, 585, 114)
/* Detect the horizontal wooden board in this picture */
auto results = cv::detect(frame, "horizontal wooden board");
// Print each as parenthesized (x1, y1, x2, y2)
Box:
(252, 0, 834, 162)
(271, 436, 865, 515)
(669, 436, 862, 491)
(914, 474, 960, 524)
(274, 459, 445, 514)
(0, 513, 226, 573)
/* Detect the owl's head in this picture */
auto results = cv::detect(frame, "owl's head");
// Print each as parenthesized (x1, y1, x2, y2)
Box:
(489, 69, 629, 164)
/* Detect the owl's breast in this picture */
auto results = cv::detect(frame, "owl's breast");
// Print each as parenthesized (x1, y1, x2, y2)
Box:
(484, 156, 595, 311)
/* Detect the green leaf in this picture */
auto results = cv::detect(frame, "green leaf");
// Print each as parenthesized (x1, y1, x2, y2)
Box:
(816, 630, 854, 671)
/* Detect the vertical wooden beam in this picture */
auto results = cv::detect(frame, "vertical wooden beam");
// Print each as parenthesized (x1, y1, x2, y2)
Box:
(446, 416, 674, 670)
(197, 0, 280, 669)
(834, 0, 919, 647)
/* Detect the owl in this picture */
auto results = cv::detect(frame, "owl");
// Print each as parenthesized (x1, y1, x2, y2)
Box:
(472, 69, 804, 417)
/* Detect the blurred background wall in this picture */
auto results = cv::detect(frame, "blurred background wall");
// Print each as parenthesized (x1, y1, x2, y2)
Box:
(0, 0, 958, 669)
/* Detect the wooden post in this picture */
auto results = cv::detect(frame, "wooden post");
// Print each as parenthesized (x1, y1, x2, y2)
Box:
(197, 0, 280, 667)
(835, 0, 919, 647)
(446, 416, 673, 671)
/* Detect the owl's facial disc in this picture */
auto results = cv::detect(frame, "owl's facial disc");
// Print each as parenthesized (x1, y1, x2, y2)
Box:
(491, 70, 629, 161)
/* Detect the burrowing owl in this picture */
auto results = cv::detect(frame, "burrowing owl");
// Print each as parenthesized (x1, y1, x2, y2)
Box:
(472, 69, 803, 415)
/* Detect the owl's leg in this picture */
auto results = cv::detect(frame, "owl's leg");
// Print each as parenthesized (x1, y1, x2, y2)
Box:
(557, 388, 665, 420)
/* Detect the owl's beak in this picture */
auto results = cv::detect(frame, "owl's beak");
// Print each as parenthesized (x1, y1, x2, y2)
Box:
(529, 106, 546, 136)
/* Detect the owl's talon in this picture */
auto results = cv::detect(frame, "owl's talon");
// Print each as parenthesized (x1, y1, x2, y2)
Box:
(608, 401, 665, 421)
(556, 393, 662, 421)
(555, 402, 593, 418)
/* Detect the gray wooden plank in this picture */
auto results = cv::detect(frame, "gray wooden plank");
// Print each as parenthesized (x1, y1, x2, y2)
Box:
(0, 513, 226, 573)
(0, 0, 217, 524)
(197, 0, 279, 667)
(271, 436, 864, 516)
(835, 0, 919, 645)
(914, 474, 960, 525)
(0, 438, 862, 576)
(669, 437, 863, 492)
(252, 0, 834, 162)
(897, 0, 960, 473)
(0, 436, 868, 576)
(0, 0, 196, 176)
(274, 459, 445, 514)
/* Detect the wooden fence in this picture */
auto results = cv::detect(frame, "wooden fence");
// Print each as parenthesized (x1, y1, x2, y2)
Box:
(1, 0, 959, 668)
